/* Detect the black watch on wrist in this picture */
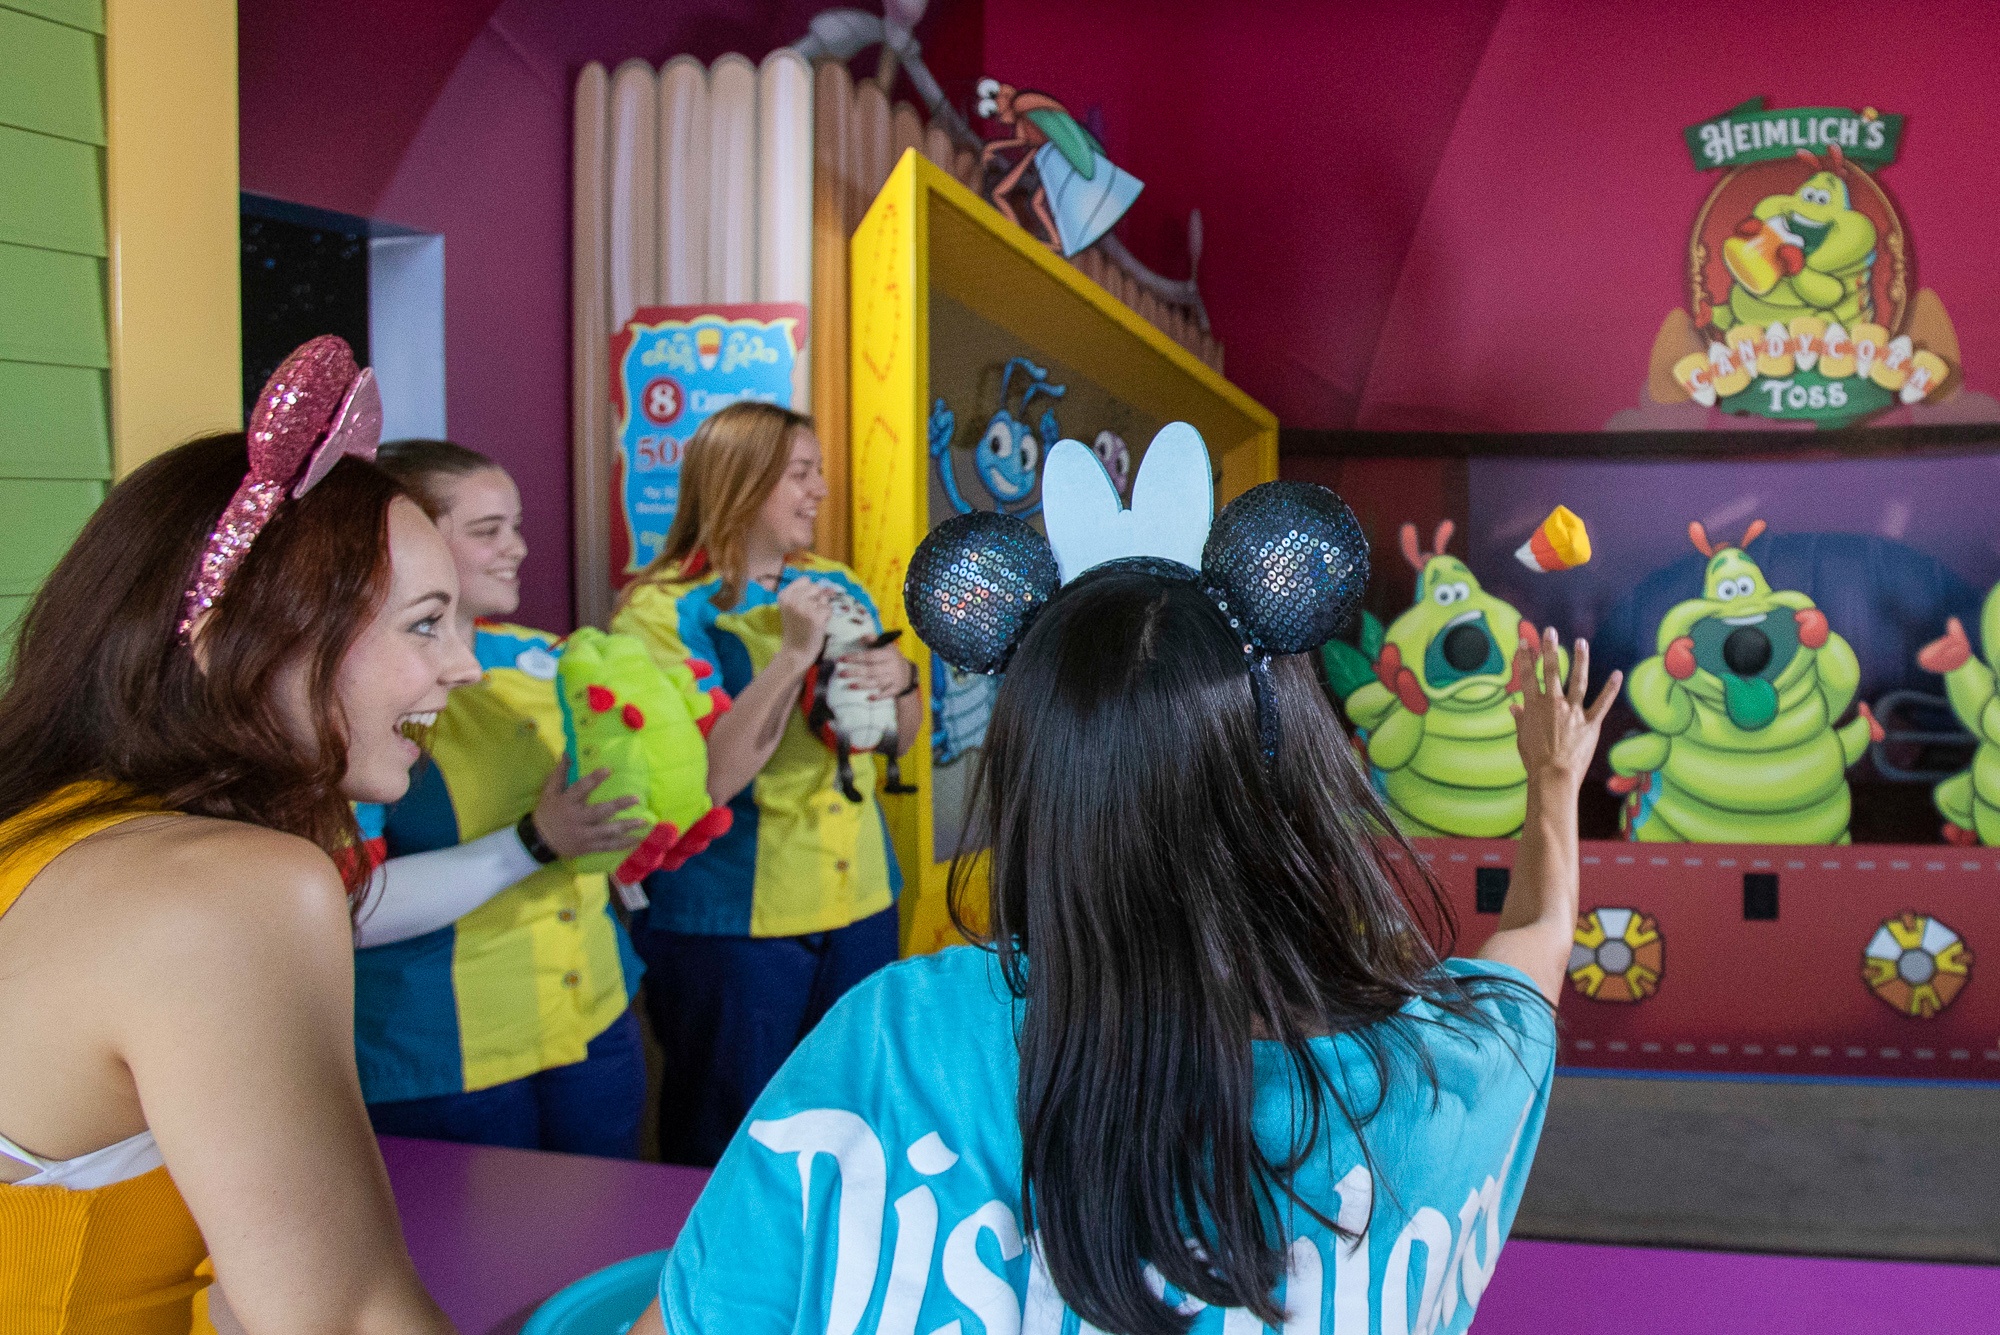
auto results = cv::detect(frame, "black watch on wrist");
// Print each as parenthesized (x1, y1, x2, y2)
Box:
(517, 811, 560, 864)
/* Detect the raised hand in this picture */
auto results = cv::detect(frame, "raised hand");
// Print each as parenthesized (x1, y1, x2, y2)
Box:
(1510, 628, 1622, 794)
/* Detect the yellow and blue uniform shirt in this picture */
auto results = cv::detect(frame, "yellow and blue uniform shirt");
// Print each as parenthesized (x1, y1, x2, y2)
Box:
(352, 623, 644, 1104)
(611, 555, 902, 938)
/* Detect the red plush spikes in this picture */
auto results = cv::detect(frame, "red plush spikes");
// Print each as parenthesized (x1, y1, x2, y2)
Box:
(1688, 521, 1716, 558)
(615, 822, 681, 885)
(696, 689, 732, 739)
(1740, 519, 1767, 549)
(687, 658, 714, 681)
(622, 703, 645, 730)
(587, 685, 615, 712)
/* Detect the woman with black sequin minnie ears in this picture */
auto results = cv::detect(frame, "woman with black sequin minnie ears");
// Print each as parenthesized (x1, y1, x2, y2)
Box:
(636, 423, 1619, 1335)
(0, 339, 467, 1332)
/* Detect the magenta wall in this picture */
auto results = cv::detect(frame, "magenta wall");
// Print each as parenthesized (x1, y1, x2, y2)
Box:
(242, 0, 833, 631)
(984, 0, 2000, 435)
(246, 0, 2000, 622)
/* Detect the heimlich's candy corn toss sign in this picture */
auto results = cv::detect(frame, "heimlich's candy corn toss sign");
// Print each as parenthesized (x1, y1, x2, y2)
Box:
(1650, 98, 1961, 427)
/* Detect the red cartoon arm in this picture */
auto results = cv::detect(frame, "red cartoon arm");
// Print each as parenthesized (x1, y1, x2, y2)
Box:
(1663, 637, 1697, 681)
(1917, 617, 1973, 675)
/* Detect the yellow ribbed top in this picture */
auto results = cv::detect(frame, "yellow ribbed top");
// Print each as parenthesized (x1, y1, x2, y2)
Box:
(0, 790, 210, 1334)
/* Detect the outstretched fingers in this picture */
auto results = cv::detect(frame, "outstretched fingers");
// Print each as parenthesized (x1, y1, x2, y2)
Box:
(1587, 668, 1624, 726)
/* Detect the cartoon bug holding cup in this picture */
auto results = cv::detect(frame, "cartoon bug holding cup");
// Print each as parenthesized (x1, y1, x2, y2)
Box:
(1608, 520, 1882, 843)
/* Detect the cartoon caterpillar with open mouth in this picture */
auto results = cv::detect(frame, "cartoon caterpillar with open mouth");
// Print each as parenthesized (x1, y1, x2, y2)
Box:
(1609, 520, 1882, 843)
(1327, 522, 1554, 839)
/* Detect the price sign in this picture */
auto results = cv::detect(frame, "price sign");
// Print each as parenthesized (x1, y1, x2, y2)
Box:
(609, 304, 807, 583)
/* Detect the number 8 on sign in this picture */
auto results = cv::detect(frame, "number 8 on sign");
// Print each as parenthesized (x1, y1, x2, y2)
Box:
(642, 377, 684, 426)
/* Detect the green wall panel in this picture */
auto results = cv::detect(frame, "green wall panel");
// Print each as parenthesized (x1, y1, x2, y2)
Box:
(0, 476, 101, 596)
(0, 242, 107, 367)
(0, 8, 102, 145)
(0, 1, 102, 35)
(0, 124, 104, 255)
(0, 361, 108, 477)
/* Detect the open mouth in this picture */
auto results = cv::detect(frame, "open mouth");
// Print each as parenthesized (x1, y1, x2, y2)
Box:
(1786, 213, 1832, 256)
(1690, 612, 1800, 730)
(397, 711, 438, 737)
(1424, 609, 1505, 691)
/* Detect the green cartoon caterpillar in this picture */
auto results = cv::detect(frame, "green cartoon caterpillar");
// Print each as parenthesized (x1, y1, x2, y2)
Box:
(1608, 521, 1882, 844)
(1916, 581, 2000, 845)
(1323, 522, 1555, 839)
(557, 628, 733, 883)
(1713, 145, 1878, 333)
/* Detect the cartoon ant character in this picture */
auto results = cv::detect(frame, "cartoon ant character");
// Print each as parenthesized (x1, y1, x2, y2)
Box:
(975, 78, 1143, 257)
(928, 357, 1065, 518)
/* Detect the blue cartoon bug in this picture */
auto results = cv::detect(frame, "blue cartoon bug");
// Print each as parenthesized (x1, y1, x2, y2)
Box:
(929, 357, 1065, 518)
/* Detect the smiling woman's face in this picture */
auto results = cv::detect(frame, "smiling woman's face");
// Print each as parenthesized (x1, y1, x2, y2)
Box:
(432, 467, 527, 621)
(297, 497, 479, 802)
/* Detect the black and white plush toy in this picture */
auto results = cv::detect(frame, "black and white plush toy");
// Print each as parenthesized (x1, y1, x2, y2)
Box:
(803, 589, 918, 803)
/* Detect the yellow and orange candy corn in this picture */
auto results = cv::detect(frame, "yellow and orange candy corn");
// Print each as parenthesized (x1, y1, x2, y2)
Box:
(1516, 506, 1592, 573)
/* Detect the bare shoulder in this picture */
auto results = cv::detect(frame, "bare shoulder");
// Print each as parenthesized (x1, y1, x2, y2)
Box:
(74, 815, 351, 954)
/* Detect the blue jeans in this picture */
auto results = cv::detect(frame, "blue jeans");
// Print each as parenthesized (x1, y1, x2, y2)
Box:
(634, 906, 899, 1166)
(366, 1008, 646, 1158)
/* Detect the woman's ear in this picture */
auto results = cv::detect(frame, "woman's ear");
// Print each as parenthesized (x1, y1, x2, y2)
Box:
(186, 610, 216, 676)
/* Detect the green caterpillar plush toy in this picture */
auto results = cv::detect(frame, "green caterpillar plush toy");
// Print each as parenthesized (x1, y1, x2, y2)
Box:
(557, 628, 732, 884)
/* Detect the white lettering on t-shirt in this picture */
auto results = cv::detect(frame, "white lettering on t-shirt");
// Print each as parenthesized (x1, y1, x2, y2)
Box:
(749, 1110, 888, 1335)
(942, 1200, 1025, 1335)
(879, 1185, 939, 1335)
(748, 1087, 1535, 1335)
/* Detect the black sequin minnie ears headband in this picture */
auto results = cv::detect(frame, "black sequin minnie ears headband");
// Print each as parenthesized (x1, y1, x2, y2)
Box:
(903, 422, 1370, 757)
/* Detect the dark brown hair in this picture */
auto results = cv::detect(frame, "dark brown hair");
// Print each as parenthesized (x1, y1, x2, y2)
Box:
(375, 437, 499, 518)
(0, 432, 410, 898)
(953, 567, 1536, 1334)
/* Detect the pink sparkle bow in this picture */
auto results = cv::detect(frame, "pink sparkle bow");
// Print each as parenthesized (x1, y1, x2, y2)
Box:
(178, 336, 383, 638)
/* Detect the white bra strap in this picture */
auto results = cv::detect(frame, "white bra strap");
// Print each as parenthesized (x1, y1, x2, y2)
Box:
(0, 1127, 53, 1171)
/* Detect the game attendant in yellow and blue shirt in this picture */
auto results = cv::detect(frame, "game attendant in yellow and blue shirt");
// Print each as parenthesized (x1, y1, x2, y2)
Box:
(353, 441, 656, 1156)
(612, 403, 919, 1167)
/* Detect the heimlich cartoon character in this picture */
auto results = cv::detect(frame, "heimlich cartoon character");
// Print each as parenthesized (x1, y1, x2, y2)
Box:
(1608, 521, 1882, 844)
(1916, 581, 2000, 845)
(1331, 522, 1554, 839)
(1714, 145, 1878, 334)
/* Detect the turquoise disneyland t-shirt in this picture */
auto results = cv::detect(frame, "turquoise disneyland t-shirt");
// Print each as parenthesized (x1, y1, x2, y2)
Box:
(660, 946, 1557, 1334)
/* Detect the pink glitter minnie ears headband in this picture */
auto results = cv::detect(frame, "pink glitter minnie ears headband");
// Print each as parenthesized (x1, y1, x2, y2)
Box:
(177, 335, 383, 638)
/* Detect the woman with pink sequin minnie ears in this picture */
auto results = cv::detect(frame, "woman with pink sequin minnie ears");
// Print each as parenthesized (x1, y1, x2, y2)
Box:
(0, 338, 469, 1331)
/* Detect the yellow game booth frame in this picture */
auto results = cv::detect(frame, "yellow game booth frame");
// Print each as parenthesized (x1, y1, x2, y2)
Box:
(847, 148, 1278, 955)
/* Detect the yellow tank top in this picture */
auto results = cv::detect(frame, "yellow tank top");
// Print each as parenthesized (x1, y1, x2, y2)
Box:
(0, 791, 212, 1334)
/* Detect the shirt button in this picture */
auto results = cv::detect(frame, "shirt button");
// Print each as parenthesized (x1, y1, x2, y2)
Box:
(562, 971, 580, 988)
(557, 908, 576, 923)
(828, 802, 843, 814)
(835, 860, 850, 873)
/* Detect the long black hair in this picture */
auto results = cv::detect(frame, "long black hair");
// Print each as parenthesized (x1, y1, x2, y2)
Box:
(948, 565, 1534, 1334)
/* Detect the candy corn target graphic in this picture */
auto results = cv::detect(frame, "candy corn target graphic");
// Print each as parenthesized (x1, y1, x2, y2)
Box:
(1647, 98, 1962, 427)
(1862, 912, 1971, 1019)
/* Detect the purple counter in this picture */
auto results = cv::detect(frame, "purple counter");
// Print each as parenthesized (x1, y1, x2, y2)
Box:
(379, 1135, 705, 1334)
(382, 1135, 2000, 1334)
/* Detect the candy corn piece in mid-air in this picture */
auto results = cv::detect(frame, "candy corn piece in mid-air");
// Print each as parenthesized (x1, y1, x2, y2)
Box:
(1516, 506, 1592, 572)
